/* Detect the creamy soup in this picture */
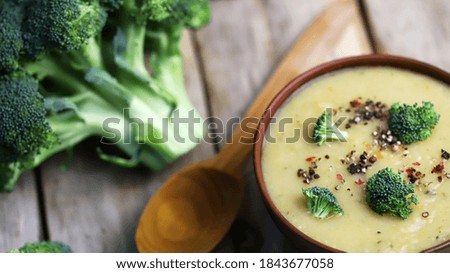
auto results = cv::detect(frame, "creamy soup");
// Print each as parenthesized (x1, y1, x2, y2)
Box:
(262, 67, 450, 252)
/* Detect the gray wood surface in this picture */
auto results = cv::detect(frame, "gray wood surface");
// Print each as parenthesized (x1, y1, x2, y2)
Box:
(365, 0, 450, 71)
(0, 172, 42, 252)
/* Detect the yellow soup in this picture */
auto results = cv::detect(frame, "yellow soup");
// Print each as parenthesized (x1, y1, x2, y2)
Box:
(262, 67, 450, 252)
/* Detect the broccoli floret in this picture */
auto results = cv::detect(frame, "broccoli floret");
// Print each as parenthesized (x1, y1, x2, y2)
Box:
(302, 186, 344, 219)
(147, 0, 211, 29)
(22, 0, 107, 56)
(9, 241, 72, 253)
(313, 110, 348, 146)
(366, 168, 418, 219)
(0, 1, 26, 72)
(388, 101, 440, 145)
(0, 0, 211, 191)
(0, 72, 92, 191)
(0, 73, 54, 163)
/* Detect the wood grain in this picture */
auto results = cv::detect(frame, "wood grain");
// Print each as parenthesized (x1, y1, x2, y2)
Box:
(39, 31, 214, 252)
(0, 172, 42, 252)
(264, 0, 332, 61)
(365, 0, 450, 70)
(195, 0, 276, 147)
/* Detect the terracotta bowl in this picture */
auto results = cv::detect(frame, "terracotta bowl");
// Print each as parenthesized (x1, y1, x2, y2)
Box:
(253, 54, 450, 253)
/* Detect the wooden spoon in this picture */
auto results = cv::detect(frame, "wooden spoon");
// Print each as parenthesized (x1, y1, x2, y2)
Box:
(136, 0, 371, 253)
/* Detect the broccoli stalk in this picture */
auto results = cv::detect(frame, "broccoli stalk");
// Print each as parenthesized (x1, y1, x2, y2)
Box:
(9, 241, 72, 253)
(111, 0, 209, 155)
(0, 0, 211, 191)
(365, 168, 418, 219)
(388, 101, 440, 145)
(313, 110, 348, 146)
(302, 186, 344, 219)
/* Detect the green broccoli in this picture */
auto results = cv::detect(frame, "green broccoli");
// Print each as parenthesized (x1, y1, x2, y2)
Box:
(0, 0, 26, 72)
(22, 0, 107, 56)
(388, 101, 440, 145)
(313, 110, 348, 146)
(9, 241, 72, 253)
(366, 168, 418, 219)
(302, 186, 344, 219)
(146, 0, 211, 29)
(0, 0, 211, 191)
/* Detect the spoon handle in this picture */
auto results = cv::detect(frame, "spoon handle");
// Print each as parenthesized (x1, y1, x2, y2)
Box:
(212, 0, 370, 175)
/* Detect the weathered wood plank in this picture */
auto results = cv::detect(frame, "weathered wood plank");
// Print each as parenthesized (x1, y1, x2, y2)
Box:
(365, 0, 450, 70)
(196, 0, 371, 252)
(365, 0, 450, 253)
(40, 31, 215, 252)
(0, 172, 42, 252)
(264, 0, 332, 61)
(195, 0, 276, 146)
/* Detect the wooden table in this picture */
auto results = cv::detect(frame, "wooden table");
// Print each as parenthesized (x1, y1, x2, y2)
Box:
(1, 0, 449, 252)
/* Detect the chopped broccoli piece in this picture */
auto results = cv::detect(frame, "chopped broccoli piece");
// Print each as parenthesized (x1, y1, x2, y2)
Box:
(0, 0, 211, 191)
(313, 110, 348, 146)
(9, 241, 72, 253)
(302, 186, 344, 219)
(366, 168, 418, 219)
(388, 101, 440, 145)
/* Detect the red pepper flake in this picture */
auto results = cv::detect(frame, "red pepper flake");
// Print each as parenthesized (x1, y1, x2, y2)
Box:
(438, 176, 443, 183)
(405, 168, 415, 175)
(336, 174, 343, 181)
(412, 162, 421, 166)
(432, 162, 445, 174)
(306, 156, 316, 162)
(350, 99, 361, 108)
(355, 179, 365, 185)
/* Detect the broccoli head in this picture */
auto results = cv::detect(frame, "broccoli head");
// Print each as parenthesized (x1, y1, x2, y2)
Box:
(0, 73, 54, 163)
(9, 241, 72, 253)
(0, 72, 57, 191)
(147, 0, 211, 29)
(388, 101, 440, 145)
(0, 1, 26, 72)
(313, 110, 348, 146)
(366, 168, 418, 219)
(302, 186, 344, 219)
(22, 0, 107, 56)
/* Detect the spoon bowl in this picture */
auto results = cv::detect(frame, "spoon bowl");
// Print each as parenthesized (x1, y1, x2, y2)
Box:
(136, 164, 244, 252)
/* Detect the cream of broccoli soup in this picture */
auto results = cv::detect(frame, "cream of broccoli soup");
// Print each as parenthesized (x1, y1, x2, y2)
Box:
(261, 67, 450, 252)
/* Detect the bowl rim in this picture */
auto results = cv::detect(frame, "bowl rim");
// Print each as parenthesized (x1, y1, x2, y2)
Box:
(253, 54, 450, 253)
